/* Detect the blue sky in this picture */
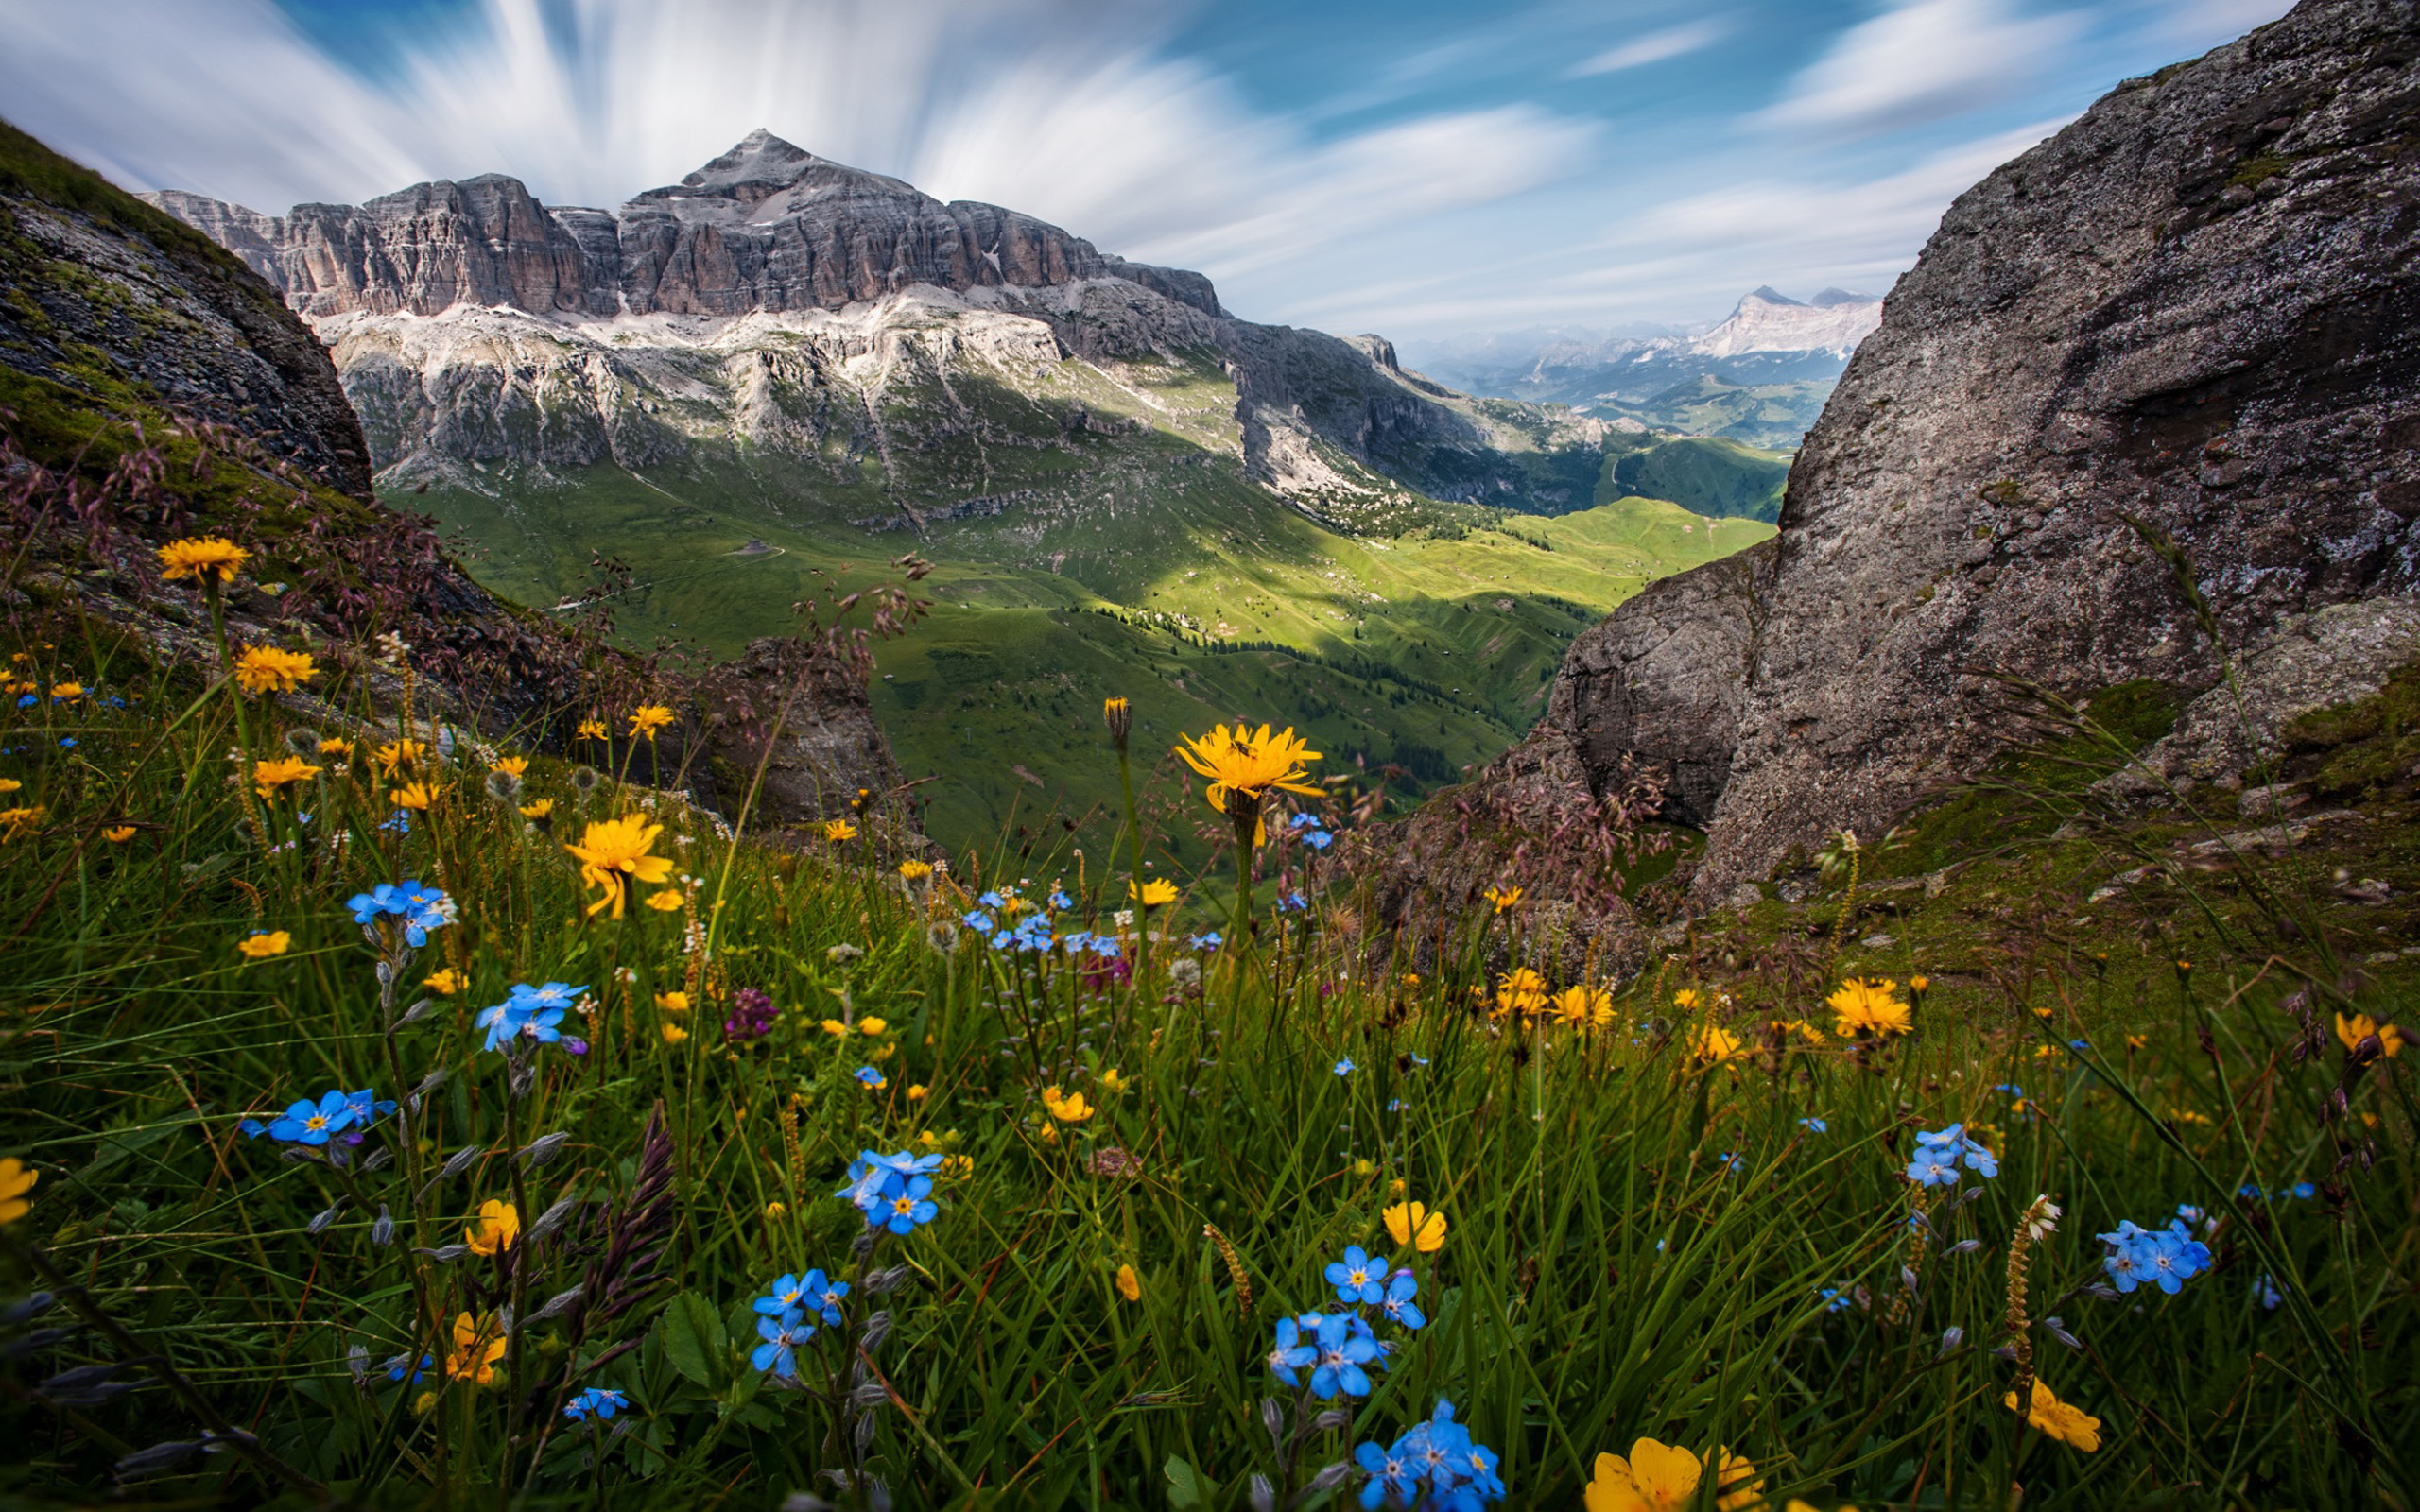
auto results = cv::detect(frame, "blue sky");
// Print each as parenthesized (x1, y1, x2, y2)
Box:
(0, 0, 2290, 337)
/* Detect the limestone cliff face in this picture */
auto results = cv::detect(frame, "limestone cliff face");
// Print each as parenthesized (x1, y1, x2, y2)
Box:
(145, 130, 1219, 323)
(1487, 0, 2420, 903)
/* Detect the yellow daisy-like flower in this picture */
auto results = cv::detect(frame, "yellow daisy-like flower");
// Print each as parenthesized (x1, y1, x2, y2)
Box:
(563, 815, 674, 919)
(491, 756, 530, 778)
(821, 1018, 849, 1037)
(233, 644, 319, 696)
(1042, 1086, 1095, 1123)
(1173, 722, 1322, 843)
(859, 1017, 888, 1037)
(374, 739, 426, 777)
(1690, 1025, 1747, 1064)
(443, 1311, 507, 1386)
(644, 888, 684, 912)
(251, 755, 321, 802)
(1384, 1200, 1447, 1253)
(898, 859, 933, 882)
(628, 705, 674, 740)
(424, 968, 466, 996)
(519, 798, 555, 819)
(157, 536, 250, 584)
(824, 818, 857, 844)
(103, 824, 138, 844)
(236, 930, 291, 959)
(0, 1157, 38, 1227)
(577, 717, 608, 741)
(907, 1084, 928, 1102)
(1585, 1439, 1763, 1512)
(1495, 967, 1548, 1020)
(656, 990, 690, 1013)
(2005, 1379, 2101, 1452)
(389, 782, 437, 812)
(1554, 984, 1616, 1030)
(1673, 988, 1703, 1011)
(1828, 978, 1912, 1039)
(1482, 884, 1523, 913)
(1130, 877, 1177, 907)
(319, 737, 355, 760)
(464, 1198, 520, 1257)
(49, 681, 83, 701)
(661, 1022, 689, 1044)
(3, 804, 51, 842)
(2336, 1011, 2404, 1058)
(1115, 1263, 1141, 1303)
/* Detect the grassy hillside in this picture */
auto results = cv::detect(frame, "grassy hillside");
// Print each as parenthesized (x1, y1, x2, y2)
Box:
(1599, 436, 1791, 524)
(413, 443, 1768, 849)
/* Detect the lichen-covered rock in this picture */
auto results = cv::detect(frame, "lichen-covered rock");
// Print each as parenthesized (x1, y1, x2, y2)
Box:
(686, 635, 910, 838)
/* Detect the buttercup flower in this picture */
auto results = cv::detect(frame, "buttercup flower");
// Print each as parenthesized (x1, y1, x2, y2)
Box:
(424, 968, 466, 996)
(0, 806, 48, 842)
(1385, 1200, 1447, 1253)
(645, 889, 684, 912)
(0, 1157, 38, 1226)
(103, 824, 137, 843)
(1585, 1439, 1762, 1512)
(2335, 1011, 2404, 1058)
(157, 536, 250, 583)
(444, 1312, 507, 1386)
(2005, 1379, 2100, 1451)
(1043, 1087, 1095, 1123)
(233, 645, 319, 695)
(1115, 1263, 1141, 1302)
(236, 930, 291, 959)
(464, 1199, 520, 1256)
(564, 815, 674, 919)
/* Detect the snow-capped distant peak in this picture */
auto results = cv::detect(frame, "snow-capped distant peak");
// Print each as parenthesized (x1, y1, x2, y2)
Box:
(1689, 287, 1880, 359)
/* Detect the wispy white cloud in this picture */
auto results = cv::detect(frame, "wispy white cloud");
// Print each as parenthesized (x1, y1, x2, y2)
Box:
(1758, 0, 2085, 137)
(1565, 17, 1733, 78)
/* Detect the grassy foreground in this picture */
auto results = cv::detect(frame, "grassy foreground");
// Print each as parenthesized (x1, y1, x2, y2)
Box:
(0, 583, 2412, 1511)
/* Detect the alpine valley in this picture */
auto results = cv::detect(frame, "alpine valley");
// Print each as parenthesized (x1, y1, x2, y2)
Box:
(144, 131, 1783, 846)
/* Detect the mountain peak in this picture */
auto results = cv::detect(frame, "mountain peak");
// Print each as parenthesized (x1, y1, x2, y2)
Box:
(1808, 287, 1877, 307)
(682, 129, 817, 190)
(1743, 285, 1802, 306)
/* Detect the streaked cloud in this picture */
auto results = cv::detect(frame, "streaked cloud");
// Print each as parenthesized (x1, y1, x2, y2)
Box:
(1565, 18, 1734, 78)
(1758, 0, 2085, 136)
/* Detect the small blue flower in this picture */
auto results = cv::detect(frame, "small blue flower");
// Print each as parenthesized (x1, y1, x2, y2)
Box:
(1798, 1116, 1829, 1133)
(873, 1174, 939, 1235)
(1278, 889, 1309, 913)
(752, 1310, 811, 1376)
(563, 1386, 628, 1421)
(1308, 1312, 1381, 1399)
(1719, 1151, 1744, 1175)
(805, 1269, 848, 1327)
(2238, 1183, 2265, 1200)
(1356, 1438, 1418, 1509)
(2291, 1181, 2316, 1200)
(978, 890, 1005, 908)
(755, 1273, 810, 1317)
(1188, 931, 1222, 951)
(58, 737, 77, 748)
(1334, 1057, 1357, 1077)
(855, 1066, 887, 1091)
(2255, 1274, 2285, 1310)
(268, 1089, 355, 1145)
(1907, 1144, 1960, 1189)
(387, 1352, 433, 1383)
(1267, 1315, 1318, 1387)
(1326, 1246, 1384, 1306)
(1820, 1286, 1852, 1313)
(961, 909, 994, 933)
(340, 1089, 396, 1127)
(1380, 1269, 1425, 1331)
(1048, 887, 1072, 911)
(1301, 828, 1333, 850)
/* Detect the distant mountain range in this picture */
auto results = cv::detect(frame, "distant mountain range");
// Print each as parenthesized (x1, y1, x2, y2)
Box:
(1403, 287, 1884, 449)
(147, 130, 1773, 848)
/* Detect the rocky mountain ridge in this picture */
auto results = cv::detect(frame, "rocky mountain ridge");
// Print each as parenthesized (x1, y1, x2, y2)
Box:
(148, 132, 1611, 522)
(1426, 0, 2420, 914)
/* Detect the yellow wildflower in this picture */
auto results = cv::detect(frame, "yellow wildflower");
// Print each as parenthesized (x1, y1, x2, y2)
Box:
(319, 737, 355, 760)
(824, 818, 856, 844)
(563, 815, 674, 919)
(939, 1154, 974, 1181)
(899, 859, 934, 882)
(1828, 978, 1912, 1038)
(859, 1017, 888, 1037)
(1690, 1026, 1747, 1064)
(375, 739, 426, 776)
(661, 1022, 688, 1043)
(1482, 884, 1523, 913)
(1099, 1067, 1128, 1095)
(236, 931, 291, 959)
(0, 1156, 37, 1227)
(390, 782, 436, 812)
(821, 1019, 849, 1037)
(1130, 877, 1178, 907)
(2336, 1011, 2404, 1058)
(656, 990, 690, 1012)
(577, 717, 607, 741)
(443, 1312, 506, 1386)
(233, 645, 318, 696)
(1495, 968, 1548, 1019)
(1173, 722, 1322, 843)
(251, 755, 321, 801)
(1585, 1439, 1763, 1512)
(1553, 984, 1616, 1030)
(1042, 1086, 1095, 1123)
(491, 756, 530, 778)
(157, 536, 250, 584)
(1909, 974, 1929, 993)
(519, 798, 554, 819)
(103, 824, 137, 843)
(1115, 1263, 1141, 1303)
(627, 705, 674, 740)
(49, 681, 83, 701)
(1673, 988, 1703, 1011)
(765, 1201, 786, 1222)
(907, 1084, 928, 1102)
(425, 968, 466, 996)
(1384, 1200, 1448, 1253)
(0, 779, 16, 795)
(1, 804, 48, 841)
(2005, 1379, 2101, 1452)
(644, 889, 684, 912)
(464, 1198, 520, 1256)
